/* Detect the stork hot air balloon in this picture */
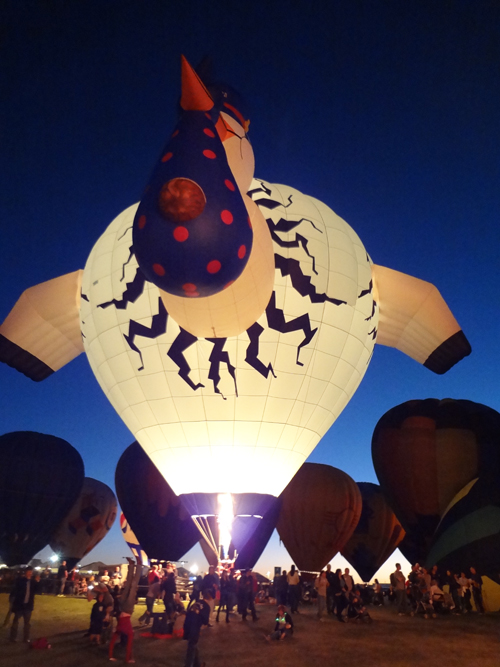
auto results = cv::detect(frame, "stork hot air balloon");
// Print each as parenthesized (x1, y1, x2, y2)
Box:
(372, 399, 500, 563)
(120, 513, 149, 566)
(426, 477, 500, 581)
(0, 57, 470, 558)
(276, 463, 362, 572)
(0, 431, 84, 566)
(341, 482, 405, 582)
(49, 478, 117, 571)
(115, 442, 199, 561)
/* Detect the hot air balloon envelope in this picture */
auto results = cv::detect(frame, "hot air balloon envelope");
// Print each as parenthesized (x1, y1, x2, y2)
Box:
(277, 463, 362, 572)
(372, 399, 500, 563)
(115, 442, 200, 561)
(341, 482, 405, 582)
(0, 431, 84, 566)
(49, 477, 117, 571)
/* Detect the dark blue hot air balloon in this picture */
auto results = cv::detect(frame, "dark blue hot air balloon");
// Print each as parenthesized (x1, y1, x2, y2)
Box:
(0, 431, 84, 566)
(115, 442, 200, 561)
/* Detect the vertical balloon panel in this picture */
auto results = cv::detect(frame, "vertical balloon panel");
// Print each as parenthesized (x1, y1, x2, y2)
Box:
(119, 513, 150, 567)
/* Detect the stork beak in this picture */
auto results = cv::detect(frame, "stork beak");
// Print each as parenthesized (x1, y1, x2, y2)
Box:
(180, 55, 214, 112)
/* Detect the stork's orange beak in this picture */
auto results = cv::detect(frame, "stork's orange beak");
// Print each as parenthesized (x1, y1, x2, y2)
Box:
(180, 55, 214, 112)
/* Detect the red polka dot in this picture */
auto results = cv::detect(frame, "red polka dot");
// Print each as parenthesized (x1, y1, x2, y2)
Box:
(203, 128, 215, 137)
(153, 263, 166, 276)
(203, 149, 216, 159)
(238, 245, 247, 259)
(221, 210, 233, 225)
(207, 260, 221, 274)
(224, 179, 236, 191)
(172, 129, 179, 137)
(138, 215, 147, 229)
(161, 152, 173, 162)
(205, 112, 212, 120)
(173, 226, 189, 242)
(248, 216, 252, 228)
(182, 283, 199, 297)
(223, 281, 235, 290)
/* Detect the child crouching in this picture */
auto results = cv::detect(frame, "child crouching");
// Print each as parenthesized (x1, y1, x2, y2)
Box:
(266, 605, 294, 641)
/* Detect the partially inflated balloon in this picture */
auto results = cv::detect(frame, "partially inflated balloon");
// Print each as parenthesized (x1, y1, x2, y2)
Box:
(341, 482, 405, 582)
(372, 399, 500, 563)
(276, 463, 361, 572)
(49, 478, 117, 571)
(0, 431, 84, 566)
(115, 442, 199, 561)
(119, 513, 150, 566)
(426, 477, 500, 580)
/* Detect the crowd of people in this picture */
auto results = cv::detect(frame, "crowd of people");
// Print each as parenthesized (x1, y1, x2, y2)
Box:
(2, 556, 489, 664)
(390, 562, 485, 618)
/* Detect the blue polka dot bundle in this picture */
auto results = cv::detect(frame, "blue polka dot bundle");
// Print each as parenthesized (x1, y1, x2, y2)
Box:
(132, 108, 252, 298)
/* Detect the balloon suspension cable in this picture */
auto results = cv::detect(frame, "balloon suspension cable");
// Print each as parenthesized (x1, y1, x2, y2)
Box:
(192, 516, 219, 560)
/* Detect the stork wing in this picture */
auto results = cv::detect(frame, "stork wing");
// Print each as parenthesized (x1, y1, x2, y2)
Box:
(0, 270, 84, 381)
(372, 264, 471, 374)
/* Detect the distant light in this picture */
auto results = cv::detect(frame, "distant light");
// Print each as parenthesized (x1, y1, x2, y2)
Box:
(267, 571, 270, 578)
(87, 570, 93, 574)
(189, 564, 198, 575)
(88, 585, 94, 590)
(50, 555, 59, 563)
(35, 567, 41, 571)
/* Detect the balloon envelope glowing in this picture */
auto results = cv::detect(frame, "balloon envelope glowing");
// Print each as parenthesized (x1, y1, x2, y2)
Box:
(80, 181, 377, 499)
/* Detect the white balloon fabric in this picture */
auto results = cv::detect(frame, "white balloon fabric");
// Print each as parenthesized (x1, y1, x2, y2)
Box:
(80, 179, 378, 498)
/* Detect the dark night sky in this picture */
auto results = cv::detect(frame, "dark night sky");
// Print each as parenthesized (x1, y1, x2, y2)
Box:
(1, 0, 499, 576)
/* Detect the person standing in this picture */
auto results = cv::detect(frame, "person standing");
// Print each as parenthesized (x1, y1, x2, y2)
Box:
(445, 571, 462, 613)
(458, 572, 473, 612)
(56, 560, 68, 596)
(216, 570, 231, 623)
(329, 569, 347, 622)
(326, 564, 336, 614)
(202, 565, 220, 623)
(343, 568, 354, 595)
(111, 566, 122, 588)
(390, 563, 408, 616)
(9, 566, 41, 643)
(314, 571, 329, 620)
(287, 565, 300, 614)
(100, 569, 110, 586)
(242, 570, 258, 622)
(183, 594, 210, 667)
(275, 570, 288, 606)
(469, 567, 485, 613)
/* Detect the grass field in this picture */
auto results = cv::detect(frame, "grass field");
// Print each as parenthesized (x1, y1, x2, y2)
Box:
(1, 593, 498, 667)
